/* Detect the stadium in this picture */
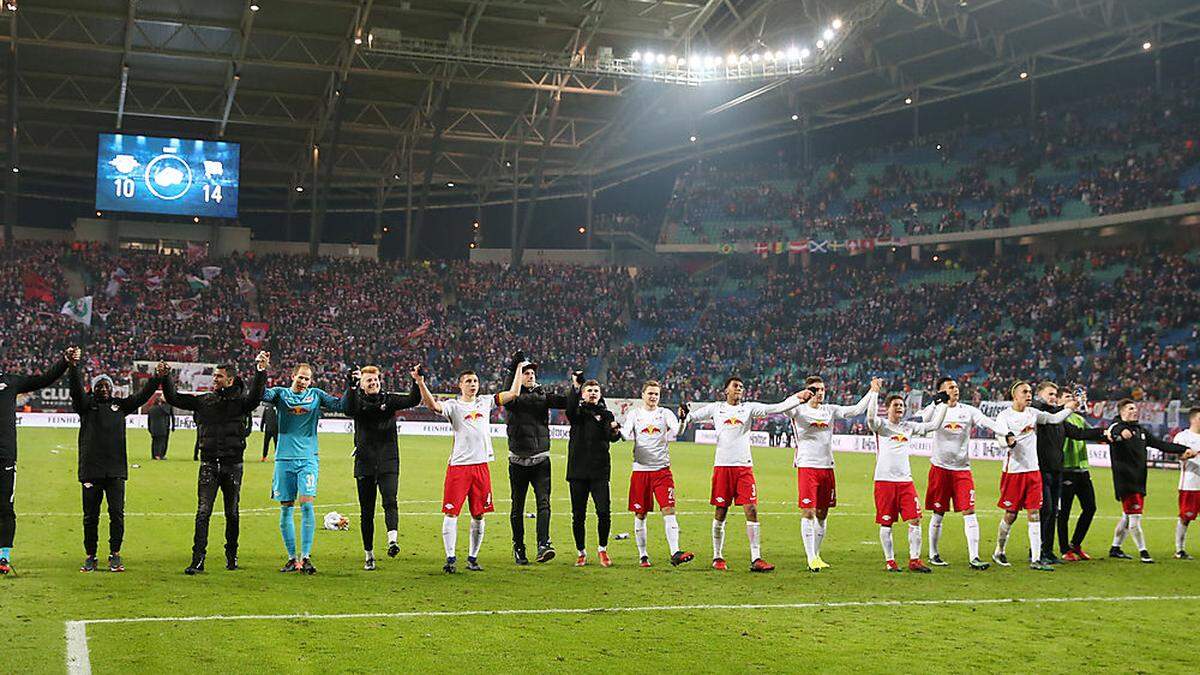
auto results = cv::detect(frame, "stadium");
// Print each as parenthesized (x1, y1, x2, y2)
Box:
(3, 0, 1200, 671)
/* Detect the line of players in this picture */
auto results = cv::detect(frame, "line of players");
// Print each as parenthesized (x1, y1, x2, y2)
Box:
(2, 348, 1199, 576)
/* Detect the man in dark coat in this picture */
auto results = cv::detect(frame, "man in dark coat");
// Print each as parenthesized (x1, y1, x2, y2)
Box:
(1104, 398, 1195, 563)
(146, 395, 175, 460)
(565, 376, 622, 567)
(260, 404, 278, 461)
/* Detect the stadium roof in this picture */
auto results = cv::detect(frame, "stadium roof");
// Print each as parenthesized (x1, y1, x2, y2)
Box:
(4, 0, 1200, 227)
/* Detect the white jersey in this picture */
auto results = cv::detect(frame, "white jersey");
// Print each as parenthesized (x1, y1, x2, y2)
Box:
(993, 406, 1071, 474)
(918, 402, 1008, 471)
(868, 402, 945, 482)
(1175, 429, 1200, 491)
(688, 396, 801, 467)
(440, 396, 495, 466)
(621, 405, 680, 471)
(787, 391, 876, 468)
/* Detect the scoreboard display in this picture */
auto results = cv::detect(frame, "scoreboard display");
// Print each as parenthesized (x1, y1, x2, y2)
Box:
(95, 134, 240, 218)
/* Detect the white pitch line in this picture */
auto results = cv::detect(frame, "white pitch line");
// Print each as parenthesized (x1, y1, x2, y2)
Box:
(65, 621, 91, 675)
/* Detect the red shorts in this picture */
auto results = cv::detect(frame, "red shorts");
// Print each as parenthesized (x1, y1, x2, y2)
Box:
(711, 466, 757, 507)
(629, 468, 676, 513)
(874, 481, 921, 525)
(925, 466, 976, 513)
(796, 467, 837, 510)
(1120, 492, 1145, 515)
(442, 463, 495, 518)
(997, 471, 1042, 512)
(1180, 490, 1200, 523)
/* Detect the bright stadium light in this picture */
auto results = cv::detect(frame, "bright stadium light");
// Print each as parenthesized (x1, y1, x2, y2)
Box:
(831, 18, 843, 30)
(193, 216, 200, 223)
(751, 53, 761, 62)
(822, 28, 834, 41)
(739, 54, 749, 64)
(656, 52, 666, 64)
(727, 53, 738, 65)
(295, 185, 304, 192)
(1142, 41, 1152, 50)
(446, 181, 455, 188)
(791, 113, 800, 121)
(689, 135, 697, 143)
(630, 50, 641, 61)
(1019, 71, 1028, 79)
(816, 39, 826, 50)
(667, 54, 677, 65)
(800, 47, 811, 59)
(904, 96, 913, 104)
(787, 46, 800, 60)
(249, 3, 260, 11)
(578, 226, 587, 234)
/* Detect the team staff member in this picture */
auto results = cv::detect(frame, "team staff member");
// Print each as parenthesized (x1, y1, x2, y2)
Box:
(260, 404, 278, 461)
(341, 364, 422, 571)
(0, 348, 72, 575)
(146, 395, 175, 460)
(69, 352, 162, 573)
(502, 354, 570, 565)
(566, 376, 623, 567)
(1057, 390, 1097, 561)
(1030, 382, 1070, 565)
(159, 353, 268, 575)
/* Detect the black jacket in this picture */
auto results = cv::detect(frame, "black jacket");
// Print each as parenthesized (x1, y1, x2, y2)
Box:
(162, 370, 266, 463)
(1104, 420, 1189, 498)
(503, 385, 570, 458)
(343, 376, 420, 477)
(565, 388, 621, 481)
(261, 405, 278, 434)
(146, 401, 175, 436)
(69, 366, 160, 481)
(0, 358, 69, 463)
(1032, 400, 1105, 473)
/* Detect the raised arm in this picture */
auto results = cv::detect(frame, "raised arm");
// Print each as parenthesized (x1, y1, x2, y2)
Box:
(751, 393, 803, 418)
(831, 378, 884, 419)
(682, 402, 716, 426)
(15, 353, 70, 394)
(865, 391, 883, 433)
(564, 386, 582, 422)
(316, 388, 344, 413)
(910, 402, 947, 436)
(241, 368, 269, 415)
(1146, 431, 1190, 456)
(67, 363, 89, 413)
(968, 405, 1009, 437)
(496, 361, 529, 406)
(414, 370, 443, 414)
(1033, 406, 1073, 426)
(160, 370, 200, 411)
(387, 370, 422, 411)
(121, 376, 161, 413)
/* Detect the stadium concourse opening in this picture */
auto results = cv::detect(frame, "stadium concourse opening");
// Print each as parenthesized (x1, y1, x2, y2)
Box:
(3, 0, 1200, 671)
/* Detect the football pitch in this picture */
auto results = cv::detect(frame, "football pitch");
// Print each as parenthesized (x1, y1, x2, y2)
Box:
(4, 428, 1199, 673)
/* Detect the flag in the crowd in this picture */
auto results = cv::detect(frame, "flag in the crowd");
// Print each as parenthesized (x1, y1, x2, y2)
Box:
(104, 275, 122, 298)
(787, 240, 807, 253)
(401, 319, 433, 347)
(754, 241, 770, 256)
(186, 242, 207, 261)
(22, 271, 55, 304)
(144, 272, 163, 290)
(60, 295, 93, 326)
(240, 321, 270, 348)
(773, 241, 785, 255)
(185, 274, 211, 292)
(718, 243, 735, 255)
(171, 295, 201, 320)
(200, 265, 222, 281)
(95, 307, 112, 323)
(149, 344, 200, 362)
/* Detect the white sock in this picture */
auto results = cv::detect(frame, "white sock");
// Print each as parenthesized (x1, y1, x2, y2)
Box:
(879, 526, 895, 562)
(815, 518, 827, 555)
(441, 515, 458, 559)
(908, 523, 923, 562)
(800, 517, 818, 562)
(387, 529, 398, 545)
(995, 518, 1012, 554)
(712, 519, 726, 559)
(746, 521, 761, 561)
(963, 514, 981, 561)
(598, 545, 607, 553)
(364, 549, 374, 561)
(663, 514, 681, 555)
(929, 512, 944, 558)
(578, 549, 586, 557)
(468, 518, 485, 558)
(634, 517, 649, 558)
(1128, 514, 1146, 552)
(1112, 514, 1129, 547)
(1176, 519, 1189, 553)
(1028, 520, 1042, 563)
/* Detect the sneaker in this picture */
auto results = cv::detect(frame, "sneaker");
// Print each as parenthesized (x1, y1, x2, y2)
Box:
(1029, 561, 1054, 572)
(260, 456, 268, 462)
(225, 554, 238, 571)
(1109, 546, 1133, 560)
(639, 556, 652, 568)
(991, 551, 1011, 567)
(1061, 550, 1081, 562)
(1139, 550, 1155, 564)
(184, 557, 205, 575)
(466, 557, 483, 572)
(969, 557, 991, 571)
(443, 557, 457, 574)
(806, 558, 822, 573)
(749, 558, 775, 573)
(108, 553, 124, 573)
(574, 553, 587, 567)
(387, 542, 400, 558)
(712, 557, 728, 571)
(0, 558, 10, 575)
(908, 559, 932, 573)
(363, 557, 376, 571)
(598, 550, 612, 568)
(810, 556, 831, 569)
(300, 558, 317, 575)
(513, 545, 529, 566)
(885, 560, 901, 573)
(80, 556, 98, 573)
(928, 554, 949, 567)
(536, 545, 556, 564)
(279, 558, 300, 573)
(1074, 546, 1092, 561)
(1175, 550, 1194, 560)
(670, 550, 694, 567)
(1042, 552, 1062, 565)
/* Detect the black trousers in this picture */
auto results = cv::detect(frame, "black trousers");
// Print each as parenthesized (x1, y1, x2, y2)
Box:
(1058, 471, 1097, 553)
(356, 472, 399, 551)
(193, 461, 243, 561)
(509, 460, 552, 549)
(1038, 470, 1063, 558)
(0, 464, 15, 549)
(150, 433, 169, 459)
(262, 431, 278, 459)
(82, 478, 125, 556)
(569, 477, 611, 552)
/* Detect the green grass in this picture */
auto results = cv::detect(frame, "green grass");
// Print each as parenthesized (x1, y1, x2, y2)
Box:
(5, 428, 1200, 673)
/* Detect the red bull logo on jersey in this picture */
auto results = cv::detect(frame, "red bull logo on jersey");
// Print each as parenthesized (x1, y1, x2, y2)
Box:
(1020, 424, 1035, 434)
(289, 405, 307, 415)
(723, 417, 744, 426)
(808, 421, 830, 429)
(463, 411, 485, 422)
(640, 425, 662, 434)
(888, 434, 910, 443)
(943, 422, 965, 431)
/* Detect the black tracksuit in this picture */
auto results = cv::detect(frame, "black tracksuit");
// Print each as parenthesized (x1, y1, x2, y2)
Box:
(260, 405, 278, 459)
(1103, 420, 1189, 500)
(1032, 400, 1105, 559)
(146, 401, 175, 459)
(503, 384, 569, 550)
(69, 366, 160, 556)
(162, 370, 266, 564)
(342, 376, 420, 552)
(565, 389, 621, 552)
(0, 358, 69, 550)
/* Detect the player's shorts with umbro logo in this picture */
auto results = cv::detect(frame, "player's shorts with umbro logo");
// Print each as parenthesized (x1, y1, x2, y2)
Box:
(710, 466, 757, 506)
(629, 468, 676, 513)
(997, 471, 1042, 511)
(796, 467, 837, 510)
(442, 463, 494, 518)
(925, 465, 975, 512)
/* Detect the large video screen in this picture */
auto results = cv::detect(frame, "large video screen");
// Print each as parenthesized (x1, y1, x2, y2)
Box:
(96, 134, 240, 218)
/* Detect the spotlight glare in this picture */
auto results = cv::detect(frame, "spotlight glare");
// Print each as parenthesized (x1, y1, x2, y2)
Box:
(656, 52, 666, 64)
(667, 54, 677, 65)
(295, 185, 304, 192)
(1019, 71, 1028, 79)
(774, 51, 785, 61)
(831, 18, 843, 30)
(631, 50, 641, 61)
(787, 47, 800, 60)
(800, 48, 811, 59)
(739, 54, 749, 64)
(822, 28, 834, 41)
(816, 39, 826, 50)
(446, 181, 455, 188)
(678, 57, 687, 67)
(1142, 41, 1152, 50)
(904, 96, 913, 105)
(791, 113, 800, 121)
(250, 3, 260, 11)
(727, 53, 738, 65)
(578, 226, 586, 235)
(751, 52, 761, 62)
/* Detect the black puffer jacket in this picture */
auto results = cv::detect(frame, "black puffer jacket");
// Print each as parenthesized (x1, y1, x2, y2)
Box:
(565, 388, 621, 481)
(1032, 400, 1105, 472)
(0, 358, 68, 463)
(162, 370, 266, 463)
(503, 385, 570, 458)
(1104, 420, 1189, 498)
(69, 366, 160, 481)
(343, 376, 420, 477)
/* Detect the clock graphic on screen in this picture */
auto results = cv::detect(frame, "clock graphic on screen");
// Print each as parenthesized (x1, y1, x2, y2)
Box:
(143, 153, 193, 201)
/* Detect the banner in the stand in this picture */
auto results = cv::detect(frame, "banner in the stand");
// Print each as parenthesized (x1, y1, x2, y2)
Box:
(750, 237, 908, 257)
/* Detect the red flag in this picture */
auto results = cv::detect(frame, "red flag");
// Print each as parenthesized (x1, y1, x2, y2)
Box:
(241, 321, 270, 348)
(402, 319, 432, 346)
(22, 271, 55, 304)
(787, 240, 807, 253)
(753, 241, 770, 255)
